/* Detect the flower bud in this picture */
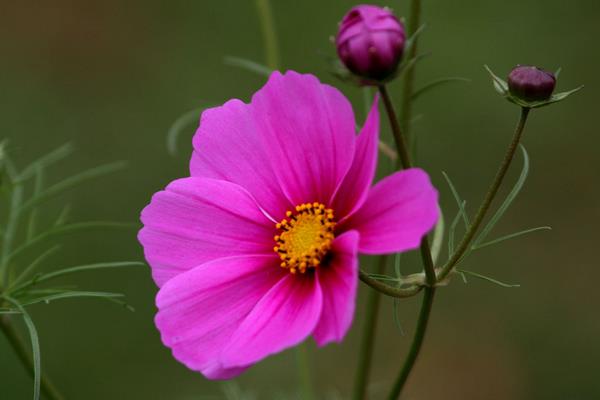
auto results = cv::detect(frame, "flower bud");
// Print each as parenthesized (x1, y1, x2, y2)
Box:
(508, 65, 556, 102)
(336, 5, 406, 81)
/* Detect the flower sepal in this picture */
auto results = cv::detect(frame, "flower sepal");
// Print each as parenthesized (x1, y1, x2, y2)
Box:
(484, 65, 583, 108)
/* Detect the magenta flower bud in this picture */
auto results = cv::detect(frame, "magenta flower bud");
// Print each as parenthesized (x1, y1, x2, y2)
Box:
(508, 65, 556, 102)
(336, 5, 406, 81)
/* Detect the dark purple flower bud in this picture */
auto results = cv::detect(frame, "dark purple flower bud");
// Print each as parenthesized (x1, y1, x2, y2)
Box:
(508, 65, 556, 102)
(336, 5, 406, 81)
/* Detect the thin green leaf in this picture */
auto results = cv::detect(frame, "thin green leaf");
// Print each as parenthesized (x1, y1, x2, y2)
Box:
(448, 201, 465, 256)
(221, 381, 254, 400)
(456, 269, 520, 288)
(394, 253, 402, 279)
(411, 77, 471, 101)
(166, 107, 204, 156)
(0, 308, 20, 314)
(519, 85, 584, 108)
(0, 139, 6, 163)
(442, 171, 470, 228)
(409, 113, 424, 126)
(474, 145, 529, 246)
(430, 209, 445, 264)
(19, 291, 125, 307)
(223, 56, 272, 77)
(3, 296, 41, 400)
(484, 64, 509, 95)
(14, 261, 144, 292)
(18, 143, 74, 182)
(403, 24, 427, 55)
(543, 85, 584, 104)
(18, 287, 78, 297)
(9, 245, 62, 291)
(19, 161, 127, 213)
(53, 204, 71, 227)
(0, 142, 7, 190)
(366, 273, 399, 282)
(473, 226, 551, 250)
(397, 53, 430, 79)
(392, 299, 405, 335)
(26, 165, 45, 241)
(6, 221, 137, 264)
(554, 67, 562, 78)
(457, 270, 468, 283)
(1, 182, 24, 284)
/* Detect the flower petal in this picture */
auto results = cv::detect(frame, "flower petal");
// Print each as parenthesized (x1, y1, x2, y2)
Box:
(221, 272, 323, 369)
(155, 255, 284, 379)
(313, 230, 360, 346)
(190, 99, 292, 219)
(139, 177, 275, 286)
(343, 168, 439, 254)
(251, 71, 356, 207)
(331, 96, 379, 220)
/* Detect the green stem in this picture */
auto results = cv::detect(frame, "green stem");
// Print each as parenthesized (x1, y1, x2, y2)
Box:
(295, 343, 314, 400)
(254, 0, 280, 70)
(378, 84, 436, 286)
(352, 255, 388, 400)
(0, 315, 65, 400)
(437, 107, 531, 281)
(377, 81, 438, 399)
(400, 0, 423, 144)
(378, 85, 412, 172)
(386, 287, 435, 400)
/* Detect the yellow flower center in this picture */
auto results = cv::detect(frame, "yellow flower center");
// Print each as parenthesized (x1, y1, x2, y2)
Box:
(273, 202, 336, 274)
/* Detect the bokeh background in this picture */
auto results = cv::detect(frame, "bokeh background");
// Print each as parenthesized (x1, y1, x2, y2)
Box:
(1, 0, 598, 399)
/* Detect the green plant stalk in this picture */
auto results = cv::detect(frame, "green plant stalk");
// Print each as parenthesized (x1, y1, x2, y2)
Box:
(254, 0, 280, 70)
(377, 83, 438, 399)
(295, 342, 314, 400)
(386, 287, 434, 400)
(378, 85, 436, 285)
(400, 0, 422, 144)
(437, 107, 531, 281)
(353, 84, 436, 397)
(352, 255, 388, 400)
(0, 315, 65, 400)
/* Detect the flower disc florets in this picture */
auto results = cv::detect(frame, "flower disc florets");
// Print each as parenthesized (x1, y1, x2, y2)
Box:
(274, 203, 335, 274)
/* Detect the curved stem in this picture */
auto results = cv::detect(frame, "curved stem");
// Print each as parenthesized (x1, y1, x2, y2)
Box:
(437, 107, 530, 281)
(353, 256, 388, 400)
(0, 315, 65, 400)
(386, 287, 435, 400)
(254, 0, 280, 70)
(359, 270, 422, 298)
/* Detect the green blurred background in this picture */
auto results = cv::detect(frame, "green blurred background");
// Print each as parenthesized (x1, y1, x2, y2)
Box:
(1, 0, 598, 398)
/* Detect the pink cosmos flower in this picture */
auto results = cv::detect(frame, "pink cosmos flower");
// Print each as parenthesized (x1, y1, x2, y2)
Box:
(138, 71, 439, 379)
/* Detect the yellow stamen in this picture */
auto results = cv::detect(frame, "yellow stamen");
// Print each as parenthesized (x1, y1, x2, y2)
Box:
(273, 202, 335, 274)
